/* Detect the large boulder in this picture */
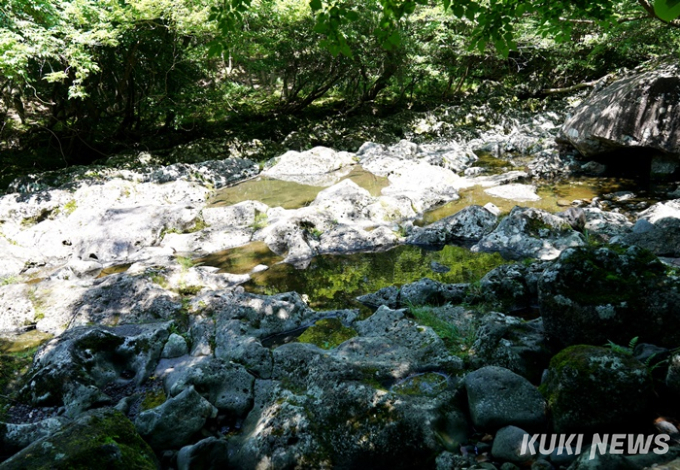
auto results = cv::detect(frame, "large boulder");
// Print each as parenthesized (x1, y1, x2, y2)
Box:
(491, 425, 533, 464)
(177, 437, 230, 470)
(263, 146, 357, 186)
(470, 314, 551, 383)
(135, 386, 218, 450)
(538, 245, 680, 348)
(562, 66, 680, 157)
(406, 205, 498, 246)
(464, 366, 547, 432)
(19, 323, 170, 413)
(225, 300, 467, 469)
(472, 206, 584, 260)
(0, 408, 158, 469)
(540, 345, 654, 433)
(163, 357, 254, 417)
(619, 199, 680, 257)
(0, 417, 69, 456)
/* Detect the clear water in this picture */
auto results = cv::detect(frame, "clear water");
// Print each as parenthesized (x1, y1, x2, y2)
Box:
(200, 244, 507, 311)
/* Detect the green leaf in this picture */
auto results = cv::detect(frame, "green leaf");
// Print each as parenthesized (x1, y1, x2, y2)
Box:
(494, 38, 508, 57)
(465, 5, 478, 20)
(43, 71, 68, 83)
(344, 10, 359, 21)
(387, 31, 401, 46)
(310, 0, 322, 12)
(314, 21, 329, 34)
(207, 42, 223, 57)
(654, 0, 680, 21)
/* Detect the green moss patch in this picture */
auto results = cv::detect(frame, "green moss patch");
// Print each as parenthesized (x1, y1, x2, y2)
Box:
(410, 306, 459, 349)
(391, 372, 449, 397)
(141, 388, 167, 411)
(297, 318, 357, 349)
(1, 408, 158, 469)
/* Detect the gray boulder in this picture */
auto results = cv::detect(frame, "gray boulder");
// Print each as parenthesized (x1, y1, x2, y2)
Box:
(135, 386, 217, 450)
(491, 425, 533, 464)
(0, 417, 69, 455)
(472, 206, 584, 260)
(579, 207, 633, 242)
(263, 146, 356, 186)
(0, 284, 37, 334)
(400, 278, 468, 307)
(357, 281, 468, 310)
(562, 66, 680, 157)
(71, 274, 182, 327)
(619, 199, 680, 257)
(470, 314, 551, 383)
(541, 345, 654, 434)
(161, 333, 189, 358)
(464, 366, 547, 432)
(21, 323, 170, 409)
(539, 245, 680, 348)
(229, 372, 461, 469)
(356, 285, 401, 309)
(177, 437, 230, 470)
(164, 357, 254, 417)
(1, 408, 158, 469)
(407, 205, 498, 246)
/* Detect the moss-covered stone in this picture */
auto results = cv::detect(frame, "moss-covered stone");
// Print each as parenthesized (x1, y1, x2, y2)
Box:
(539, 245, 680, 347)
(1, 408, 159, 469)
(297, 318, 357, 349)
(540, 345, 653, 434)
(141, 388, 166, 411)
(391, 372, 449, 397)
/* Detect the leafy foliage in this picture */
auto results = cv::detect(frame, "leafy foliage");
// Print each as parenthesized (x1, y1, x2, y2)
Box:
(2, 0, 679, 174)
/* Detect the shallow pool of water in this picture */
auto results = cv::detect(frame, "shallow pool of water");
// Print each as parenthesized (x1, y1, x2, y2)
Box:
(0, 329, 52, 353)
(208, 165, 389, 210)
(196, 241, 284, 275)
(417, 176, 639, 225)
(199, 244, 508, 311)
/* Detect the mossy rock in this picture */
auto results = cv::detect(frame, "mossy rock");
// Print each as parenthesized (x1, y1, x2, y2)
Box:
(141, 388, 166, 411)
(539, 245, 680, 347)
(297, 318, 357, 350)
(390, 373, 449, 397)
(540, 345, 654, 434)
(1, 408, 159, 469)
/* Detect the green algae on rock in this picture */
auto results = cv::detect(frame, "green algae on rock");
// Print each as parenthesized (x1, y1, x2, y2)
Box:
(0, 408, 159, 469)
(390, 372, 449, 397)
(539, 245, 680, 347)
(540, 345, 654, 434)
(297, 318, 357, 349)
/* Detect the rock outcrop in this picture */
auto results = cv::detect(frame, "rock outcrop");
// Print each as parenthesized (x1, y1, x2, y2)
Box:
(539, 245, 680, 348)
(562, 66, 680, 157)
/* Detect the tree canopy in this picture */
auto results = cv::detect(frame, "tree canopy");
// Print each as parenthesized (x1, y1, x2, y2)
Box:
(1, 0, 680, 176)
